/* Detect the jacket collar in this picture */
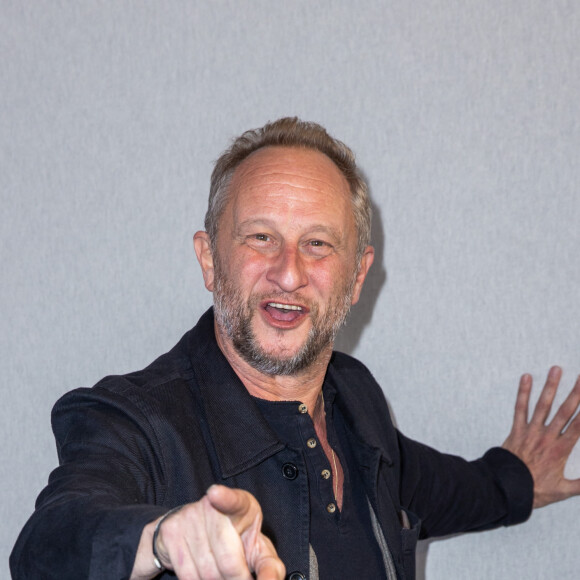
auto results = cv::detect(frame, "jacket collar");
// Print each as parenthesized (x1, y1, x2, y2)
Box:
(185, 308, 393, 477)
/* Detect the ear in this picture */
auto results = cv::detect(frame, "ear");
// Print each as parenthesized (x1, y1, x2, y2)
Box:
(350, 246, 374, 306)
(193, 231, 215, 291)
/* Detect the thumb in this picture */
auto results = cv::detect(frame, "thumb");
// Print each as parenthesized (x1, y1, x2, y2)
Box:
(206, 484, 263, 533)
(207, 485, 285, 579)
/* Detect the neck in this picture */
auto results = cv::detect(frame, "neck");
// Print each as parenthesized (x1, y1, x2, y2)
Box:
(214, 320, 332, 417)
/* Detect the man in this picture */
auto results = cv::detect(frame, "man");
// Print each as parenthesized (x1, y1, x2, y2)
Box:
(11, 118, 580, 580)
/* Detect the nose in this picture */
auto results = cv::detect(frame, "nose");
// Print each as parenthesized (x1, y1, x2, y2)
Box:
(266, 244, 308, 292)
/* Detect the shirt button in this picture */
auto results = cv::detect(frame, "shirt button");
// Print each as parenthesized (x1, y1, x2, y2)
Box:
(306, 438, 317, 449)
(282, 463, 298, 480)
(288, 572, 306, 580)
(298, 403, 308, 414)
(321, 469, 331, 480)
(326, 502, 337, 513)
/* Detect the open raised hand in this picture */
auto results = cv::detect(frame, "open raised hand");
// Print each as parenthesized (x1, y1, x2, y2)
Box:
(503, 366, 580, 508)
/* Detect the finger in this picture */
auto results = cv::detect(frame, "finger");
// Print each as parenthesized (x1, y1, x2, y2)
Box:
(203, 496, 253, 580)
(207, 485, 262, 533)
(561, 378, 580, 443)
(559, 477, 580, 502)
(562, 412, 580, 450)
(206, 486, 284, 578)
(549, 374, 580, 434)
(530, 366, 562, 426)
(252, 534, 286, 580)
(512, 373, 533, 431)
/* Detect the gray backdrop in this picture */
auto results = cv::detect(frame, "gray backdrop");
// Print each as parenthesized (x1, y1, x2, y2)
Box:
(2, 2, 579, 578)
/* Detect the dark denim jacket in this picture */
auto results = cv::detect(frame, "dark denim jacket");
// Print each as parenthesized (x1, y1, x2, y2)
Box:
(11, 308, 533, 579)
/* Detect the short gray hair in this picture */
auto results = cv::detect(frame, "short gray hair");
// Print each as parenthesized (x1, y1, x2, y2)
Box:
(205, 117, 371, 261)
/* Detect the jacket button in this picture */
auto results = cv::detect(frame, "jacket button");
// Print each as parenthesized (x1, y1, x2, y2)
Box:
(298, 403, 308, 414)
(288, 572, 306, 580)
(326, 502, 337, 513)
(306, 438, 317, 448)
(321, 469, 331, 479)
(282, 463, 298, 480)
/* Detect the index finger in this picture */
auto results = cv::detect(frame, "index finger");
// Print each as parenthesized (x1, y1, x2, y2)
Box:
(550, 374, 580, 435)
(252, 534, 286, 580)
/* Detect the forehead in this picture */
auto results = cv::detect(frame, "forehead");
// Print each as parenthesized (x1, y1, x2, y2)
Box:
(226, 146, 352, 219)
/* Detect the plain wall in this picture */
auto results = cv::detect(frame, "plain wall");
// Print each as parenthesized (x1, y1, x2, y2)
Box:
(2, 1, 579, 577)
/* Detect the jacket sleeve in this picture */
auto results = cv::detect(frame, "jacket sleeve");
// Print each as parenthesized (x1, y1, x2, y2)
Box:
(10, 385, 168, 580)
(326, 352, 534, 541)
(396, 431, 534, 539)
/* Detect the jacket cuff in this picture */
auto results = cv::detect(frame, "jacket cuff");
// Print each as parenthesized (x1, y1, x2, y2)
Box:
(482, 447, 534, 526)
(90, 504, 167, 580)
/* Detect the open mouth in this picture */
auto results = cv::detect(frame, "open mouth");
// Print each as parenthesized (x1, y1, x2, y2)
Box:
(263, 301, 307, 324)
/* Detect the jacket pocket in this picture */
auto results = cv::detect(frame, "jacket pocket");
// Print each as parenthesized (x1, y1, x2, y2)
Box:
(400, 509, 421, 579)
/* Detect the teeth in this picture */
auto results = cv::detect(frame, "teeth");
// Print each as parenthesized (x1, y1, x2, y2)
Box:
(268, 302, 303, 311)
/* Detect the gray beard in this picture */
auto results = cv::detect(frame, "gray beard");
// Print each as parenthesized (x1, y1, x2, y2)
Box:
(212, 258, 355, 376)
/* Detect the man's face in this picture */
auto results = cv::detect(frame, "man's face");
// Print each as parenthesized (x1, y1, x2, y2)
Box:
(198, 146, 372, 376)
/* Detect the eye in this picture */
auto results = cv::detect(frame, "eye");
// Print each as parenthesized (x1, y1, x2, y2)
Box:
(304, 239, 334, 257)
(247, 233, 270, 243)
(244, 232, 278, 251)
